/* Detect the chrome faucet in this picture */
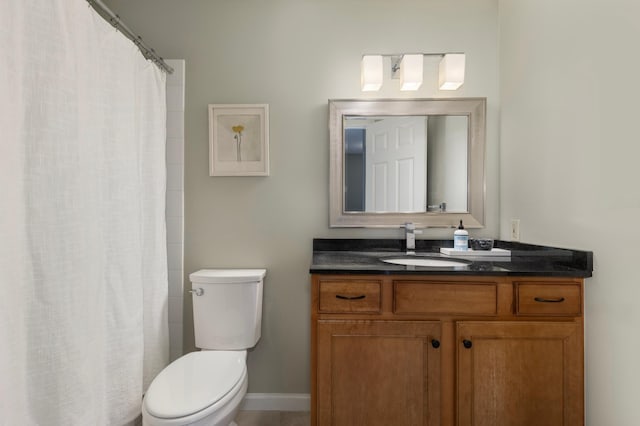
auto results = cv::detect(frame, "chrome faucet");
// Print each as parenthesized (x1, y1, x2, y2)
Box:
(403, 222, 422, 254)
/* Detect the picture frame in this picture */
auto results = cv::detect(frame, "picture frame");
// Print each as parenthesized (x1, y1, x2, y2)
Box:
(208, 104, 270, 176)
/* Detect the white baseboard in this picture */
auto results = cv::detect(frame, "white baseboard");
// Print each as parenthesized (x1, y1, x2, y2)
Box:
(240, 393, 310, 412)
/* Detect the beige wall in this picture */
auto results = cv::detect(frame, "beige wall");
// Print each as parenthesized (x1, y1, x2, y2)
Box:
(104, 0, 500, 394)
(499, 1, 640, 424)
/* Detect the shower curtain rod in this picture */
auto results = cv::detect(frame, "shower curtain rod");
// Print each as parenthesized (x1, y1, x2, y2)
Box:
(86, 0, 174, 74)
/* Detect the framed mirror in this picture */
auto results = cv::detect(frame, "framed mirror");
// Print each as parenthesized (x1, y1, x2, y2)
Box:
(329, 98, 486, 228)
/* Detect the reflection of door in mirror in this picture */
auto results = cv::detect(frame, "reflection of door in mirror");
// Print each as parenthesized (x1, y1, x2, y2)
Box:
(344, 115, 467, 213)
(365, 117, 426, 213)
(344, 118, 427, 213)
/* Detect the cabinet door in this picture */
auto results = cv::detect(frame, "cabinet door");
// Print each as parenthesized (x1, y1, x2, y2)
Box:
(317, 320, 441, 426)
(457, 321, 583, 426)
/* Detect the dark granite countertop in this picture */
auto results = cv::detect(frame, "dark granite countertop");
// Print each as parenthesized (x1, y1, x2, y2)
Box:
(310, 239, 593, 278)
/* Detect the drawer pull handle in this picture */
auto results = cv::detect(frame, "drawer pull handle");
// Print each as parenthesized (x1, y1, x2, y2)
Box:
(534, 297, 565, 303)
(463, 339, 473, 349)
(335, 294, 366, 300)
(431, 339, 441, 349)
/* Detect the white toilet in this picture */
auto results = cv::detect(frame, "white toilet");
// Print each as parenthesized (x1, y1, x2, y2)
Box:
(142, 269, 266, 426)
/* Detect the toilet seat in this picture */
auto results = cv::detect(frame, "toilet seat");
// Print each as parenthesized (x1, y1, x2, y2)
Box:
(144, 350, 247, 420)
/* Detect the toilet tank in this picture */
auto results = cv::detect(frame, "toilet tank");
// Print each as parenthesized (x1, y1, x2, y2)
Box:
(189, 269, 266, 350)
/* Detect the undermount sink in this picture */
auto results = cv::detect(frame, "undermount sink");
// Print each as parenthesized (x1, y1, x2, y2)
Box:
(382, 257, 469, 267)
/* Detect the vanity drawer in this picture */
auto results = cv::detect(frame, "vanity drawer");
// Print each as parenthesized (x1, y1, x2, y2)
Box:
(393, 281, 498, 316)
(318, 280, 382, 313)
(516, 282, 582, 316)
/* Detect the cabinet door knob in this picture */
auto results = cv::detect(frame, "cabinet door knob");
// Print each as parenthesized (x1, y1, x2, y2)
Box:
(335, 294, 366, 300)
(463, 339, 473, 349)
(431, 339, 440, 349)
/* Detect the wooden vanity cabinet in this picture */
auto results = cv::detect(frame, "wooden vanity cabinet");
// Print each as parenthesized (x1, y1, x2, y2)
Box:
(317, 320, 441, 426)
(311, 275, 585, 426)
(456, 320, 583, 426)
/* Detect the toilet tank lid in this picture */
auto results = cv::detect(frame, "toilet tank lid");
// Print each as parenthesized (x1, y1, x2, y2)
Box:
(190, 269, 266, 284)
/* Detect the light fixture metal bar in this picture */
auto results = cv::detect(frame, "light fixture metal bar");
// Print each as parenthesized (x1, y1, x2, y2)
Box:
(363, 52, 464, 59)
(390, 55, 403, 79)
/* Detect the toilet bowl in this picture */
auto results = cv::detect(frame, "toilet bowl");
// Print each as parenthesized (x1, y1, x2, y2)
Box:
(142, 269, 266, 426)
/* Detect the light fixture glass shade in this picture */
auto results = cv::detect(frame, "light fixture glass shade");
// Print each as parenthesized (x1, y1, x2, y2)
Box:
(361, 55, 383, 91)
(399, 54, 423, 91)
(439, 53, 465, 90)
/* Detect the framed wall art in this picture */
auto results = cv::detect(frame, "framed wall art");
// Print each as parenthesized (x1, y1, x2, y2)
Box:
(208, 104, 270, 176)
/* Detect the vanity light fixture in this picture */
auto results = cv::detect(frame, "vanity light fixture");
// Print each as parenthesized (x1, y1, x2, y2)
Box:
(439, 53, 466, 90)
(399, 54, 423, 91)
(361, 55, 383, 92)
(361, 52, 465, 92)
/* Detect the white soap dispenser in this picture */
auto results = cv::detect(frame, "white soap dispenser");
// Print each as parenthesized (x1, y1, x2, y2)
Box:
(454, 220, 469, 251)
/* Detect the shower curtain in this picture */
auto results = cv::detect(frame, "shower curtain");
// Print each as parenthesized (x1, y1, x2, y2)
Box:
(0, 1, 169, 424)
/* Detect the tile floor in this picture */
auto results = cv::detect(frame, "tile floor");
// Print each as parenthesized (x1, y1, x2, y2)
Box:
(235, 410, 310, 426)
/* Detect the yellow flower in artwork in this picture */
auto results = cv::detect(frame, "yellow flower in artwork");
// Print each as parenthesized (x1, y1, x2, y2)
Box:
(232, 125, 244, 161)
